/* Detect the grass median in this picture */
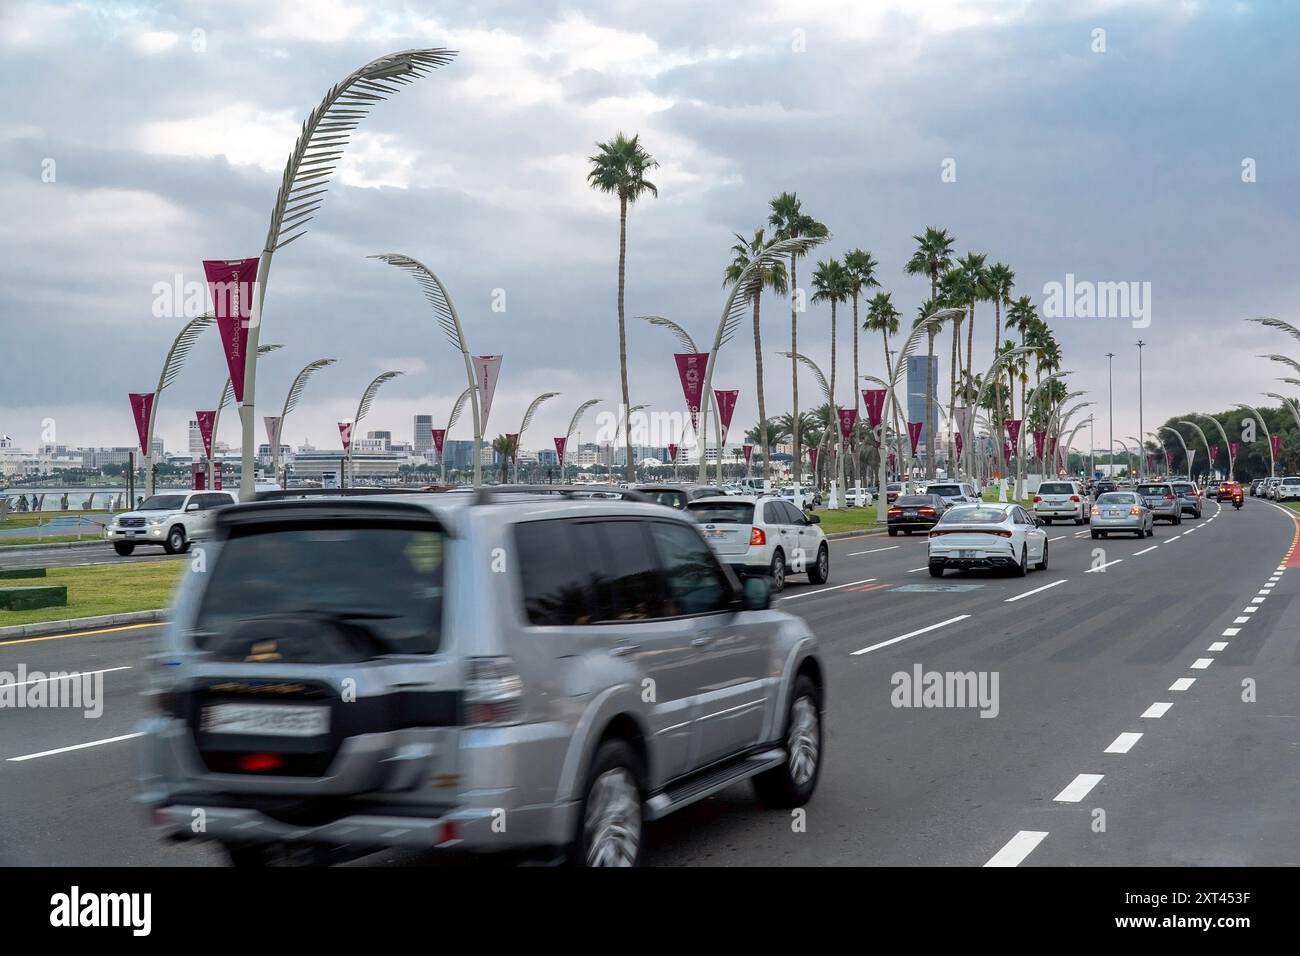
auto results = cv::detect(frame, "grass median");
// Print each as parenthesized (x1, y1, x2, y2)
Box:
(808, 508, 880, 535)
(0, 559, 183, 628)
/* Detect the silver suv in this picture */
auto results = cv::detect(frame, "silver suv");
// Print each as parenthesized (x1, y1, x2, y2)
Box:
(1134, 482, 1182, 524)
(138, 487, 824, 867)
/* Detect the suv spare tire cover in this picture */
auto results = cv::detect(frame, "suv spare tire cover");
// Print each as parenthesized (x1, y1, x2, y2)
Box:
(206, 613, 386, 663)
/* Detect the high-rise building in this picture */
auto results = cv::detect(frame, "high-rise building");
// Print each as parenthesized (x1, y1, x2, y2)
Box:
(188, 420, 204, 459)
(413, 415, 433, 456)
(905, 354, 940, 457)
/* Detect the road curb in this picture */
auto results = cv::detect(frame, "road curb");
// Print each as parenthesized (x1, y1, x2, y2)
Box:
(0, 608, 166, 641)
(0, 539, 107, 553)
(825, 528, 888, 540)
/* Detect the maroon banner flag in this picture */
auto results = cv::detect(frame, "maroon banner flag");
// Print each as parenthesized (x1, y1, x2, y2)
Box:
(554, 436, 568, 467)
(837, 407, 859, 441)
(1210, 444, 1219, 462)
(888, 452, 896, 467)
(1230, 441, 1240, 460)
(1049, 436, 1058, 465)
(1003, 440, 1012, 464)
(1165, 449, 1174, 469)
(808, 447, 819, 474)
(128, 392, 154, 455)
(907, 421, 924, 457)
(203, 257, 259, 402)
(667, 443, 678, 464)
(432, 428, 446, 459)
(1270, 434, 1282, 459)
(714, 388, 739, 445)
(1007, 419, 1023, 447)
(742, 444, 753, 464)
(674, 353, 708, 433)
(861, 389, 887, 429)
(338, 421, 354, 452)
(955, 432, 963, 457)
(1032, 430, 1046, 460)
(195, 410, 216, 459)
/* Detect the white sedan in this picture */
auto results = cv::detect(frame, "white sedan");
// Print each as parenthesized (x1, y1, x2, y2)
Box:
(926, 503, 1049, 577)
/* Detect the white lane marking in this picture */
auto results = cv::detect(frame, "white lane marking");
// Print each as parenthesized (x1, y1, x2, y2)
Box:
(1054, 773, 1104, 803)
(1085, 558, 1124, 573)
(8, 732, 144, 763)
(1105, 732, 1143, 754)
(1191, 658, 1214, 670)
(1223, 627, 1241, 636)
(848, 546, 900, 556)
(851, 614, 971, 656)
(1251, 597, 1266, 604)
(1169, 677, 1196, 691)
(984, 830, 1049, 867)
(1259, 588, 1273, 594)
(1244, 607, 1258, 614)
(907, 566, 927, 573)
(1072, 530, 1090, 537)
(1233, 617, 1249, 624)
(1208, 641, 1228, 652)
(1049, 535, 1066, 542)
(1134, 545, 1158, 556)
(1166, 535, 1182, 542)
(1141, 702, 1173, 719)
(1, 665, 131, 688)
(781, 578, 877, 601)
(1004, 579, 1067, 603)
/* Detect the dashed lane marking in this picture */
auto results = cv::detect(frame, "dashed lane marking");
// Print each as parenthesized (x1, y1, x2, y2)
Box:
(1105, 732, 1143, 754)
(851, 614, 971, 656)
(984, 830, 1049, 867)
(1053, 774, 1104, 803)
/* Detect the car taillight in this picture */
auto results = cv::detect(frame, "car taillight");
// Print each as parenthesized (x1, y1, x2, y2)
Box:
(888, 508, 901, 516)
(918, 507, 936, 515)
(1090, 505, 1099, 515)
(1070, 495, 1080, 502)
(1129, 506, 1141, 515)
(238, 753, 284, 773)
(1032, 495, 1042, 503)
(749, 526, 766, 546)
(464, 657, 524, 726)
(992, 529, 1013, 537)
(1164, 494, 1175, 501)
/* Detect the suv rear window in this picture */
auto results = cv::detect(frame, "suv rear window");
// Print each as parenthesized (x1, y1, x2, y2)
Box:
(926, 485, 962, 496)
(1038, 483, 1073, 494)
(194, 521, 444, 655)
(1136, 485, 1171, 496)
(686, 501, 754, 524)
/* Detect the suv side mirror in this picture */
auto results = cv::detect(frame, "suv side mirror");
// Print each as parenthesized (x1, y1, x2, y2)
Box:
(185, 501, 201, 511)
(806, 513, 821, 524)
(742, 575, 771, 611)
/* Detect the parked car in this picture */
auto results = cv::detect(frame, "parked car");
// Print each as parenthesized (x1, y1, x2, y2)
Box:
(926, 503, 1049, 577)
(887, 493, 947, 536)
(1032, 480, 1091, 525)
(1265, 477, 1282, 500)
(843, 487, 874, 507)
(140, 487, 825, 867)
(921, 481, 982, 509)
(104, 490, 237, 555)
(1089, 491, 1154, 538)
(1276, 475, 1300, 502)
(1170, 480, 1203, 517)
(636, 484, 727, 510)
(1134, 482, 1182, 524)
(778, 485, 822, 509)
(688, 495, 828, 592)
(1249, 478, 1264, 497)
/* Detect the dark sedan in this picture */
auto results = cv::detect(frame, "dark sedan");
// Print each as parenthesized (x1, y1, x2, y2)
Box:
(887, 493, 947, 535)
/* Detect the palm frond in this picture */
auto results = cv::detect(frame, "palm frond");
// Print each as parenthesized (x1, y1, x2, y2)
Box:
(713, 235, 824, 355)
(1263, 392, 1300, 431)
(778, 352, 831, 403)
(355, 370, 403, 426)
(639, 315, 698, 352)
(567, 399, 601, 441)
(155, 315, 214, 393)
(447, 385, 474, 433)
(282, 358, 337, 418)
(217, 343, 280, 414)
(519, 391, 560, 438)
(1262, 353, 1300, 375)
(265, 50, 456, 252)
(1247, 316, 1300, 349)
(369, 253, 467, 354)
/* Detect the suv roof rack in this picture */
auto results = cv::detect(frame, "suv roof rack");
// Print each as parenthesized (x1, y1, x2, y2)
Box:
(473, 484, 654, 505)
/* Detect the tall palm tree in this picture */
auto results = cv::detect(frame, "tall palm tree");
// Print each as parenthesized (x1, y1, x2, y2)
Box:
(985, 262, 1015, 442)
(864, 291, 901, 475)
(1004, 296, 1038, 425)
(842, 249, 880, 421)
(811, 258, 853, 499)
(587, 132, 658, 483)
(904, 227, 956, 477)
(724, 228, 788, 482)
(490, 434, 517, 484)
(938, 267, 969, 471)
(768, 192, 829, 486)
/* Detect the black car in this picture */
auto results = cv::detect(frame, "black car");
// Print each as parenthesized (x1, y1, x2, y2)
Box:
(637, 484, 727, 510)
(1094, 479, 1118, 496)
(887, 493, 947, 535)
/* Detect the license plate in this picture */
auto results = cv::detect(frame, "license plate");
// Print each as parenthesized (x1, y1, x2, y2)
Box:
(956, 550, 977, 558)
(704, 529, 726, 538)
(1105, 510, 1122, 517)
(903, 511, 917, 517)
(201, 703, 329, 737)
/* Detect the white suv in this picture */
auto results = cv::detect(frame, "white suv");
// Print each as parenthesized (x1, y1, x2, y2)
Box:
(1277, 476, 1300, 502)
(105, 490, 237, 556)
(688, 495, 829, 592)
(1033, 480, 1091, 525)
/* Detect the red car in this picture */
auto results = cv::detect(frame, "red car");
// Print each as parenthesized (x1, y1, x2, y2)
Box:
(1218, 480, 1243, 504)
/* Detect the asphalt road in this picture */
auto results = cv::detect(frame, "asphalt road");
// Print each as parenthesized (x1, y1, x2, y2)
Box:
(0, 543, 187, 570)
(0, 495, 1294, 867)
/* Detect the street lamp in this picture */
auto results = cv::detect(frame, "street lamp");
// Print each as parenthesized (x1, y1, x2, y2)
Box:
(1135, 341, 1146, 479)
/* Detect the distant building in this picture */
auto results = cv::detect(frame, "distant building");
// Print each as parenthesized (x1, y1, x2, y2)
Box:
(905, 354, 940, 456)
(413, 415, 433, 456)
(188, 420, 205, 459)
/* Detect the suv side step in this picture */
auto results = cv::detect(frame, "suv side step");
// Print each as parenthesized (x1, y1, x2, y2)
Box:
(644, 748, 786, 821)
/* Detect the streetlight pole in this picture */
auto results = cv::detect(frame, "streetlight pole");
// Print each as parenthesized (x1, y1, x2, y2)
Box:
(1105, 352, 1115, 479)
(1135, 341, 1146, 479)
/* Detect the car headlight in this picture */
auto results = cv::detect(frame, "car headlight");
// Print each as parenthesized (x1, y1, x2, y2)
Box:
(147, 515, 167, 525)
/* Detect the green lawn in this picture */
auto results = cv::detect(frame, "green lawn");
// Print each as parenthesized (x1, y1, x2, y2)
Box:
(809, 508, 880, 535)
(0, 560, 184, 627)
(0, 534, 97, 548)
(0, 509, 109, 530)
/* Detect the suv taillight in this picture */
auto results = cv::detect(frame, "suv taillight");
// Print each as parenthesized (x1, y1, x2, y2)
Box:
(750, 527, 766, 546)
(1070, 495, 1080, 502)
(464, 657, 524, 726)
(1032, 495, 1042, 503)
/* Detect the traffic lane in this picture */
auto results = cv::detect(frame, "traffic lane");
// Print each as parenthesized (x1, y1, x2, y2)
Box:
(0, 545, 186, 570)
(649, 498, 1274, 864)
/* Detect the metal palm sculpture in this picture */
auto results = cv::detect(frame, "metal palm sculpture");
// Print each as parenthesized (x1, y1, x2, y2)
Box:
(781, 352, 850, 509)
(238, 48, 457, 497)
(1196, 414, 1235, 479)
(211, 343, 280, 484)
(1178, 419, 1216, 480)
(345, 371, 403, 486)
(561, 399, 601, 477)
(369, 252, 482, 486)
(1263, 392, 1300, 432)
(512, 392, 560, 482)
(270, 358, 336, 487)
(639, 314, 724, 477)
(437, 385, 474, 483)
(143, 314, 213, 495)
(1233, 402, 1275, 477)
(1158, 425, 1193, 476)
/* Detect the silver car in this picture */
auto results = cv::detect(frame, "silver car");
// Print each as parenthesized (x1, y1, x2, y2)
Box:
(138, 487, 824, 867)
(1134, 481, 1182, 524)
(1032, 480, 1091, 525)
(1089, 491, 1154, 538)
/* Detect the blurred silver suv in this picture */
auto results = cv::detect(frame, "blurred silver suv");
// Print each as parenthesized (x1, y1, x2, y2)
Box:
(138, 486, 824, 867)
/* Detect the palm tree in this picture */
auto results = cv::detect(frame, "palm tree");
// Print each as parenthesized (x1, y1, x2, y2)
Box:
(491, 434, 517, 484)
(842, 249, 880, 421)
(864, 290, 901, 476)
(724, 228, 788, 482)
(745, 417, 788, 448)
(1004, 296, 1038, 425)
(811, 258, 853, 500)
(938, 267, 969, 472)
(768, 192, 830, 487)
(904, 227, 956, 477)
(587, 132, 658, 483)
(985, 262, 1015, 442)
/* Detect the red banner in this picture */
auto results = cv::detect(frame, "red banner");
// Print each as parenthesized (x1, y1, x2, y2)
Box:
(861, 389, 887, 429)
(1003, 440, 1012, 464)
(742, 444, 753, 464)
(667, 443, 678, 464)
(129, 392, 154, 456)
(1270, 434, 1282, 459)
(674, 353, 707, 434)
(837, 408, 859, 441)
(907, 421, 923, 457)
(432, 428, 446, 458)
(506, 433, 519, 456)
(195, 409, 216, 459)
(203, 257, 259, 403)
(338, 420, 354, 452)
(554, 436, 567, 467)
(1209, 444, 1219, 462)
(1007, 419, 1022, 447)
(955, 432, 963, 457)
(808, 447, 819, 474)
(714, 388, 739, 445)
(1033, 430, 1046, 460)
(1230, 441, 1241, 460)
(1165, 449, 1174, 469)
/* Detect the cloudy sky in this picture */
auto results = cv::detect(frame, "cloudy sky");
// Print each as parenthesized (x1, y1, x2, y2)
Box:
(2, 0, 1298, 459)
